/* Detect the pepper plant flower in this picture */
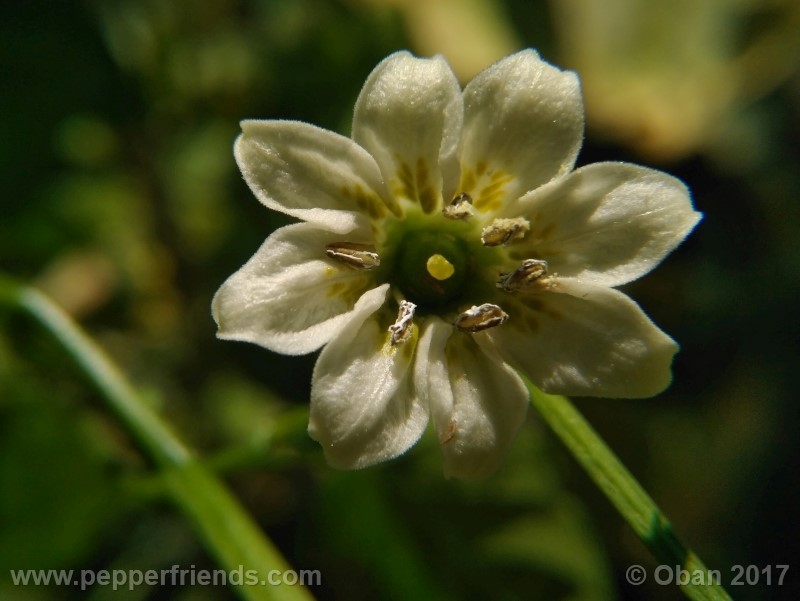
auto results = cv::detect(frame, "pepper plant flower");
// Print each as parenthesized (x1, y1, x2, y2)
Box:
(212, 50, 701, 478)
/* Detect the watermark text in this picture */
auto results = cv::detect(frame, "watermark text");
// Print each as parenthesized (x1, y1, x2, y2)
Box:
(625, 564, 789, 587)
(9, 565, 321, 591)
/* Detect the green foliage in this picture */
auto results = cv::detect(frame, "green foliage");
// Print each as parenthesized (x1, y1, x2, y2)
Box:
(1, 0, 799, 599)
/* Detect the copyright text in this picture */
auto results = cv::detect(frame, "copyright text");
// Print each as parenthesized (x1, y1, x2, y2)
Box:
(625, 564, 789, 587)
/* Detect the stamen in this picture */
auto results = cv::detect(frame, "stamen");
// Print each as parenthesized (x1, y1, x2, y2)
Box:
(388, 300, 416, 345)
(497, 259, 548, 292)
(481, 217, 530, 246)
(454, 303, 509, 333)
(325, 242, 380, 270)
(426, 254, 455, 281)
(442, 192, 474, 220)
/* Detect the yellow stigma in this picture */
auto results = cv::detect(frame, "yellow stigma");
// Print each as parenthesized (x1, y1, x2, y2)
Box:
(426, 254, 455, 280)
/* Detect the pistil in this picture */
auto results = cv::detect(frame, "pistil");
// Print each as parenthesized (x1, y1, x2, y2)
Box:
(426, 254, 455, 281)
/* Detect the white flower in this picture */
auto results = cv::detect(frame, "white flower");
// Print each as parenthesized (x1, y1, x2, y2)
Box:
(212, 50, 701, 479)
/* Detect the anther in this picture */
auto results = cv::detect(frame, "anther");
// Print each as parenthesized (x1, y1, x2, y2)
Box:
(497, 259, 548, 292)
(481, 217, 530, 246)
(388, 300, 416, 345)
(325, 242, 380, 270)
(443, 192, 474, 220)
(454, 303, 509, 333)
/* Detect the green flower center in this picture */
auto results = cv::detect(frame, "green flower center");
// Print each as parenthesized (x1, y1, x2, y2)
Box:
(392, 229, 471, 308)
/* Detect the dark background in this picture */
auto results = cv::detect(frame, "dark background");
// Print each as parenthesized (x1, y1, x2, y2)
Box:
(2, 1, 799, 599)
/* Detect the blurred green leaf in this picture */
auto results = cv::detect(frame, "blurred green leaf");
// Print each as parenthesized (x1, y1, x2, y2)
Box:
(0, 382, 126, 571)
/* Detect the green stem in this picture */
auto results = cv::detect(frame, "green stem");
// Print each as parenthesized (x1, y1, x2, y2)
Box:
(1, 276, 314, 601)
(526, 382, 732, 601)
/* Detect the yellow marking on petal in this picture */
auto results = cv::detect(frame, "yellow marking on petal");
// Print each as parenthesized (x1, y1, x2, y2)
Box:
(458, 168, 477, 195)
(326, 282, 348, 297)
(524, 313, 540, 333)
(526, 298, 544, 312)
(538, 222, 557, 240)
(382, 322, 418, 357)
(525, 297, 563, 320)
(325, 278, 370, 305)
(547, 308, 563, 321)
(355, 196, 384, 220)
(340, 183, 400, 219)
(393, 161, 415, 203)
(506, 298, 545, 333)
(426, 254, 455, 281)
(416, 158, 438, 213)
(458, 163, 513, 213)
(474, 173, 513, 212)
(392, 158, 440, 213)
(535, 247, 560, 258)
(478, 198, 503, 213)
(401, 326, 417, 359)
(397, 161, 414, 190)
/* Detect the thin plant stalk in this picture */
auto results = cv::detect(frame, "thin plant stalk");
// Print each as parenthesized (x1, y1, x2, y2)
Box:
(527, 381, 732, 601)
(1, 277, 314, 601)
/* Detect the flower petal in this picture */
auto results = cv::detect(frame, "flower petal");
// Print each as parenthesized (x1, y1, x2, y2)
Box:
(352, 51, 463, 213)
(490, 279, 678, 398)
(505, 162, 702, 287)
(212, 223, 388, 355)
(458, 49, 584, 212)
(416, 318, 529, 479)
(235, 120, 394, 233)
(309, 305, 428, 469)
